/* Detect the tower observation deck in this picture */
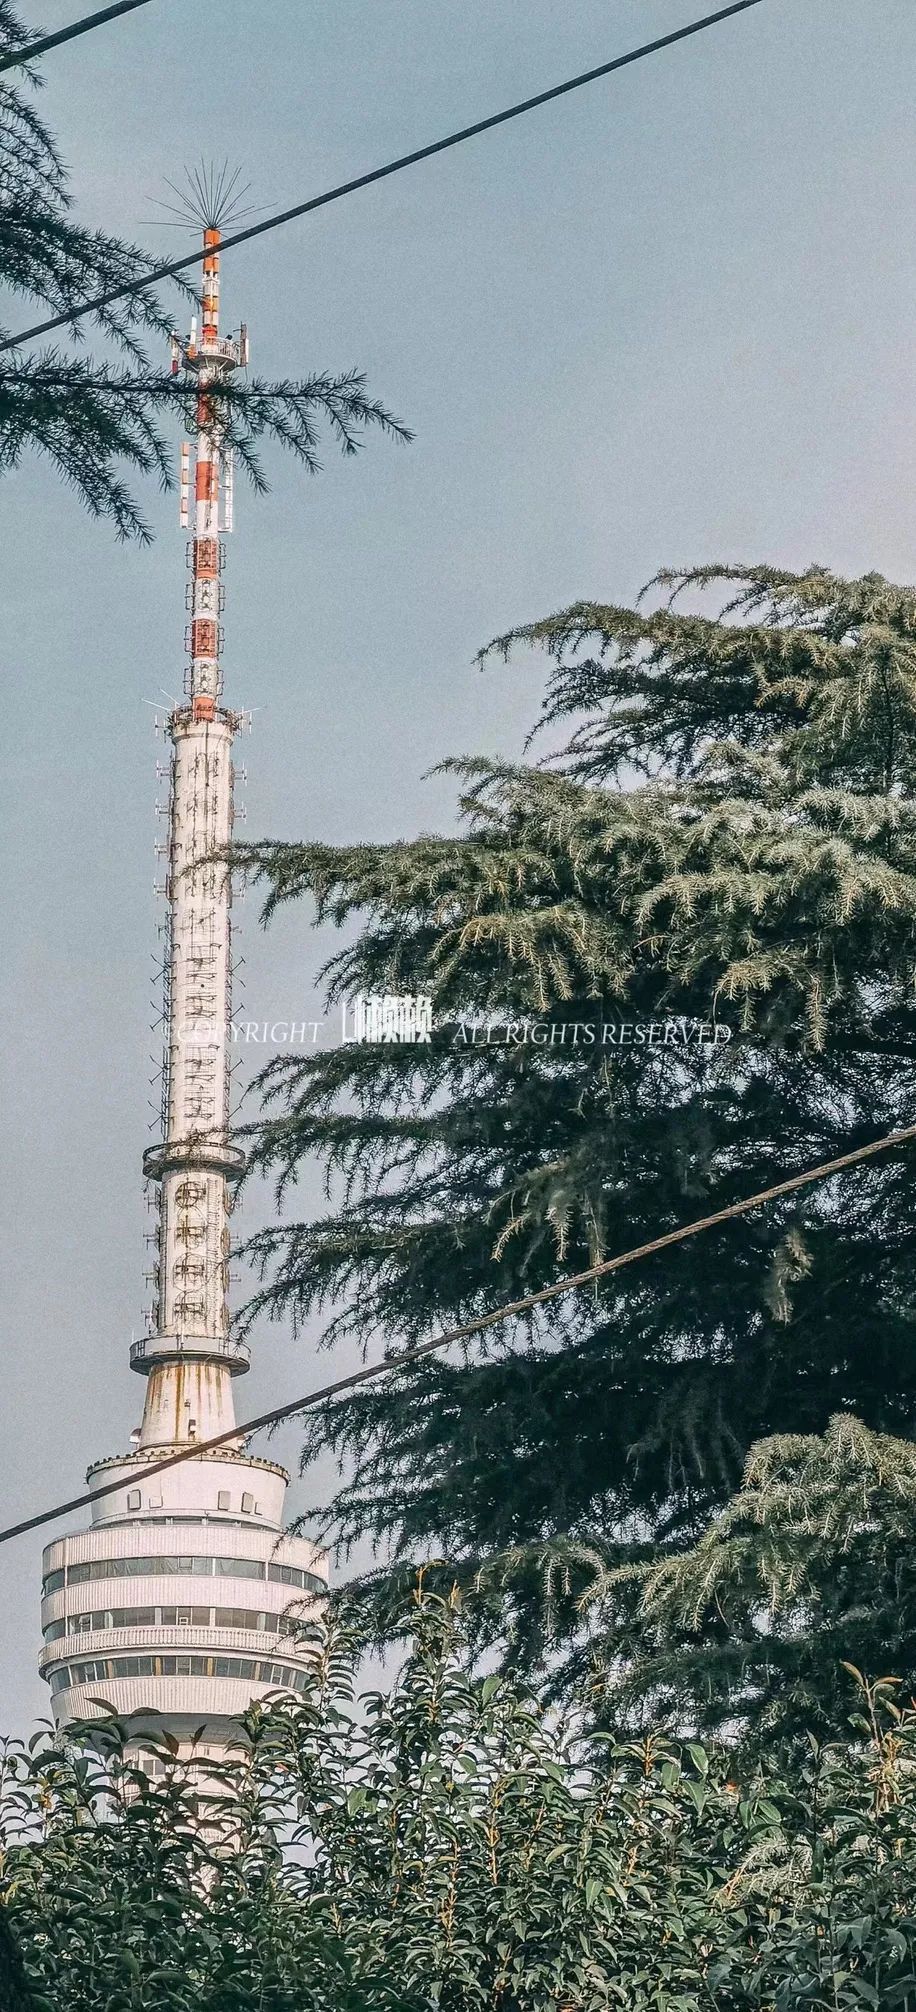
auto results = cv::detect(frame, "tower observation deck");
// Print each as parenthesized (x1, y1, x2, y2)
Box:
(40, 209, 327, 1757)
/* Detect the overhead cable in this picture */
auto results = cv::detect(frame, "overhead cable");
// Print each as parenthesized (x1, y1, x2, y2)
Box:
(2, 1110, 910, 1549)
(0, 0, 151, 77)
(0, 1, 765, 350)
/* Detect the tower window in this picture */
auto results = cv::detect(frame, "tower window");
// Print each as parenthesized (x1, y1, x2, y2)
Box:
(127, 1490, 141, 1512)
(241, 1492, 254, 1515)
(217, 1490, 230, 1511)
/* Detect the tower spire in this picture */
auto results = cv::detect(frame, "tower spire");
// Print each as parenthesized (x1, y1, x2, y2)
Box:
(137, 224, 249, 1449)
(38, 207, 326, 1758)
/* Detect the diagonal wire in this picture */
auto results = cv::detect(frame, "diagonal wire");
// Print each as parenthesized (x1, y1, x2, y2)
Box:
(2, 1113, 913, 1550)
(0, 0, 151, 76)
(0, 0, 765, 351)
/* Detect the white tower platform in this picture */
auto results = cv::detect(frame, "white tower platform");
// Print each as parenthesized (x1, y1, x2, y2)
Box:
(39, 1459, 325, 1745)
(39, 209, 327, 1756)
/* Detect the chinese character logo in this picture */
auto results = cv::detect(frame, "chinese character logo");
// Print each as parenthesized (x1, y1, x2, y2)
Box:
(341, 993, 433, 1044)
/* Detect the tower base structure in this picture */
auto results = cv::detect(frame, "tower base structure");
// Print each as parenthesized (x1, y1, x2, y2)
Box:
(40, 1446, 326, 1753)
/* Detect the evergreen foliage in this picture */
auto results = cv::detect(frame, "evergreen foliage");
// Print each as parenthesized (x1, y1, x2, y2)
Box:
(235, 564, 916, 1719)
(0, 4, 408, 535)
(590, 1413, 916, 1749)
(6, 1596, 916, 2009)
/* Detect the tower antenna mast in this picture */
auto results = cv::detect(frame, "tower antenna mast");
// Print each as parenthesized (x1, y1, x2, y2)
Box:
(139, 188, 250, 1440)
(38, 176, 326, 1761)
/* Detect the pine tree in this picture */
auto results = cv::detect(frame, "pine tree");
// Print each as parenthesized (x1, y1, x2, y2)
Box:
(585, 1412, 916, 1748)
(236, 563, 916, 1704)
(0, 5, 407, 536)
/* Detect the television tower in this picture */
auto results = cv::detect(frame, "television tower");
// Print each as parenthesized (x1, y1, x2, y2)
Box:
(39, 175, 326, 1759)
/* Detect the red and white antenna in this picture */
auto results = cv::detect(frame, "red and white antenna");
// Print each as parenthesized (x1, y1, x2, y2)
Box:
(139, 165, 257, 1449)
(159, 163, 256, 713)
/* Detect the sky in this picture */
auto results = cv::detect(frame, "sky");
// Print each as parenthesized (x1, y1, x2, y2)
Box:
(1, 0, 914, 1735)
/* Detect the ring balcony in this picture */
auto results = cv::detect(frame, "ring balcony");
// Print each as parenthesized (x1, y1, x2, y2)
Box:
(129, 1332, 250, 1374)
(143, 1138, 246, 1181)
(38, 1621, 319, 1672)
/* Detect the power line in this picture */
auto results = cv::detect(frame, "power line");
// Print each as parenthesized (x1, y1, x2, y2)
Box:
(1, 0, 765, 353)
(0, 0, 151, 76)
(3, 1114, 913, 1552)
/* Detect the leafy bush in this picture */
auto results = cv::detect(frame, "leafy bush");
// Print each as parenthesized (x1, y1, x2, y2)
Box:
(4, 1598, 916, 2008)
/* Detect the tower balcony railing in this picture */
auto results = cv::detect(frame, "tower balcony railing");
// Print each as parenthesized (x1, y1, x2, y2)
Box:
(142, 1137, 246, 1181)
(196, 334, 245, 368)
(129, 1332, 250, 1372)
(39, 1622, 317, 1671)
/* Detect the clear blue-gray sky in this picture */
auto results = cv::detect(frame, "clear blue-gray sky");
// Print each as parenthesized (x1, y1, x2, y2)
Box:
(1, 0, 913, 1734)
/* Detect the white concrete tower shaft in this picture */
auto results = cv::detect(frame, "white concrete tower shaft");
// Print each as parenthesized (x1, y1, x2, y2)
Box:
(138, 225, 249, 1448)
